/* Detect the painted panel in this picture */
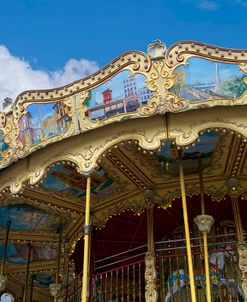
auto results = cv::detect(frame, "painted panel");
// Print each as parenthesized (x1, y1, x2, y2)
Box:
(18, 101, 72, 146)
(0, 243, 56, 265)
(32, 273, 54, 288)
(42, 163, 118, 198)
(0, 130, 9, 160)
(0, 204, 66, 231)
(85, 70, 153, 120)
(156, 132, 220, 175)
(173, 58, 246, 102)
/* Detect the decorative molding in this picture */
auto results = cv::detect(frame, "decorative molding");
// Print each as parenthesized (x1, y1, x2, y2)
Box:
(165, 41, 247, 68)
(145, 251, 158, 302)
(0, 40, 246, 170)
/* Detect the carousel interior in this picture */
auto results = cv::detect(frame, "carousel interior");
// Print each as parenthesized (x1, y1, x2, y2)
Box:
(1, 127, 247, 301)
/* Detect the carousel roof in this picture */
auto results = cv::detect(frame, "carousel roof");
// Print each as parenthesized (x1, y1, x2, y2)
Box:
(0, 39, 247, 296)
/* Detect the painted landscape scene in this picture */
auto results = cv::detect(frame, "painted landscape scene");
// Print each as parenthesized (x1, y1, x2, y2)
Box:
(18, 101, 72, 146)
(173, 58, 247, 102)
(84, 70, 153, 120)
(0, 204, 65, 231)
(42, 163, 118, 199)
(0, 130, 9, 160)
(0, 243, 56, 265)
(156, 132, 220, 175)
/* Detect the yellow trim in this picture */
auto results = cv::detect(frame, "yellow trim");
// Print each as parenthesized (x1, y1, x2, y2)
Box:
(203, 232, 211, 302)
(81, 177, 91, 302)
(178, 150, 197, 302)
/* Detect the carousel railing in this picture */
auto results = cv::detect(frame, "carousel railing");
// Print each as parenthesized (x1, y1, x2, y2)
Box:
(67, 233, 243, 302)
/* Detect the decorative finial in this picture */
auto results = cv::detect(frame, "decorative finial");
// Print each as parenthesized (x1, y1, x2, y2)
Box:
(0, 275, 7, 291)
(226, 177, 240, 196)
(147, 40, 167, 60)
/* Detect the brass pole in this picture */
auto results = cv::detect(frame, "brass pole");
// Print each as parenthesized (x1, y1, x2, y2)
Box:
(231, 196, 244, 242)
(178, 149, 197, 302)
(23, 243, 32, 302)
(56, 225, 63, 284)
(199, 157, 212, 302)
(1, 220, 11, 275)
(199, 157, 205, 215)
(147, 208, 154, 252)
(29, 277, 33, 302)
(81, 176, 91, 302)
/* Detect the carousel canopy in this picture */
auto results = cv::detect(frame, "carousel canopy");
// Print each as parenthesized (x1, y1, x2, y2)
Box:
(0, 39, 247, 299)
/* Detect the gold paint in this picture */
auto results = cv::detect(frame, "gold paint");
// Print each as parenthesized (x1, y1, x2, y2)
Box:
(178, 149, 196, 302)
(81, 177, 91, 302)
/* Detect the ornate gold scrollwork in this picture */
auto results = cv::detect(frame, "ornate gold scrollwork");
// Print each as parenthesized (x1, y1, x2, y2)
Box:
(0, 40, 246, 172)
(238, 242, 247, 300)
(145, 251, 158, 302)
(138, 58, 188, 116)
(0, 115, 14, 167)
(165, 41, 247, 68)
(194, 214, 214, 234)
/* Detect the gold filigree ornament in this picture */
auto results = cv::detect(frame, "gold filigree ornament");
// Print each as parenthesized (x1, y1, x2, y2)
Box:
(194, 215, 214, 234)
(145, 251, 158, 302)
(0, 112, 15, 169)
(139, 43, 188, 116)
(238, 241, 247, 300)
(0, 40, 247, 174)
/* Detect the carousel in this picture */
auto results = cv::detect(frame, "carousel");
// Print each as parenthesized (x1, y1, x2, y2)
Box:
(0, 39, 247, 302)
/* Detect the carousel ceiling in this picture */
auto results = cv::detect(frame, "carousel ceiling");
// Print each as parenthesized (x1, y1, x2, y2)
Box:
(0, 128, 246, 277)
(0, 40, 246, 293)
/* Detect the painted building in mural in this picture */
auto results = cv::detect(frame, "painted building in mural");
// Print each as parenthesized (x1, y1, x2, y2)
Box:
(18, 101, 71, 146)
(53, 101, 71, 132)
(1, 41, 247, 302)
(19, 112, 35, 145)
(86, 71, 153, 120)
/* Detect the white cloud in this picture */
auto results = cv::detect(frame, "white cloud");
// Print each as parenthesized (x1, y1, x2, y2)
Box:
(195, 0, 220, 10)
(231, 0, 247, 6)
(187, 0, 247, 10)
(0, 45, 99, 109)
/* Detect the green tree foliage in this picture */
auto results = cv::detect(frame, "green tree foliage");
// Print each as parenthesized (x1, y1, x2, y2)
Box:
(84, 90, 92, 107)
(216, 75, 247, 98)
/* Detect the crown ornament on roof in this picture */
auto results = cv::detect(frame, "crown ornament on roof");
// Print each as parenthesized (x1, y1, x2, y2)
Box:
(147, 39, 167, 60)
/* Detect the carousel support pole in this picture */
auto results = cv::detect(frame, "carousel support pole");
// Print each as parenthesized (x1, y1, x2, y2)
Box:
(145, 206, 158, 302)
(50, 225, 63, 301)
(194, 157, 214, 302)
(81, 176, 91, 302)
(178, 149, 197, 302)
(227, 178, 247, 301)
(23, 243, 32, 302)
(0, 220, 11, 292)
(29, 276, 33, 302)
(56, 225, 63, 285)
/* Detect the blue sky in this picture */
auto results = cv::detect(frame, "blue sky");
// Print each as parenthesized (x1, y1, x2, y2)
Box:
(178, 58, 245, 84)
(1, 0, 247, 69)
(0, 0, 247, 103)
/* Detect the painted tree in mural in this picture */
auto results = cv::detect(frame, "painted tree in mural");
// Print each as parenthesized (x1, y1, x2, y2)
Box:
(216, 75, 247, 98)
(172, 70, 186, 97)
(84, 90, 92, 107)
(0, 131, 9, 160)
(84, 90, 92, 117)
